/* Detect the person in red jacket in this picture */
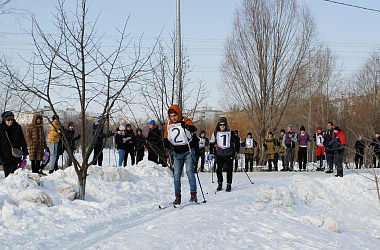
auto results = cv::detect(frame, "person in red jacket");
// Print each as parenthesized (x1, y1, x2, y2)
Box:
(164, 105, 197, 205)
(332, 126, 346, 177)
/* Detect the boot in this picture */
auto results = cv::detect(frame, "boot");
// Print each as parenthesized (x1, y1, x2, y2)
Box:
(173, 194, 181, 205)
(217, 182, 222, 191)
(226, 183, 231, 192)
(189, 192, 197, 202)
(49, 170, 54, 174)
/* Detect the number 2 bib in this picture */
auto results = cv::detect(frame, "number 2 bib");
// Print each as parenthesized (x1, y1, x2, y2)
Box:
(167, 123, 188, 146)
(216, 131, 231, 149)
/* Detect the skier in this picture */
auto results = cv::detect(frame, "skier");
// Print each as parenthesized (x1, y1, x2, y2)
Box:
(26, 114, 47, 174)
(0, 111, 29, 177)
(135, 128, 145, 164)
(123, 124, 135, 166)
(313, 126, 326, 172)
(354, 135, 365, 169)
(297, 126, 311, 171)
(324, 122, 335, 173)
(263, 132, 278, 171)
(63, 122, 81, 167)
(163, 105, 197, 204)
(48, 115, 61, 173)
(197, 131, 209, 172)
(371, 132, 380, 168)
(282, 124, 297, 171)
(242, 132, 257, 172)
(209, 117, 239, 192)
(332, 126, 346, 177)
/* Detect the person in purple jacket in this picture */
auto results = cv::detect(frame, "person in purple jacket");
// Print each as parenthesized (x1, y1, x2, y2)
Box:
(282, 124, 297, 171)
(297, 126, 311, 171)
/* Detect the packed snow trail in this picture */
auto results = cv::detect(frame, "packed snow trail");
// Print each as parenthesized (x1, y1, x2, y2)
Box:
(1, 156, 380, 249)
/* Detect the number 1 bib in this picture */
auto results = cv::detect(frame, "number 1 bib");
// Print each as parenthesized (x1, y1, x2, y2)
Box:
(216, 131, 231, 149)
(167, 123, 188, 146)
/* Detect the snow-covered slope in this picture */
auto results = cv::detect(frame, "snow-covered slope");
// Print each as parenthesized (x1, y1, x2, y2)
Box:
(0, 159, 379, 249)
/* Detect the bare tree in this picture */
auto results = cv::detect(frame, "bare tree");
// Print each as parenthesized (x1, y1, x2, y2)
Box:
(0, 0, 155, 200)
(221, 0, 317, 162)
(139, 35, 209, 126)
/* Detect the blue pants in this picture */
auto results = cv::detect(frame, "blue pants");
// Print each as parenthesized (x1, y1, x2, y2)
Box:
(173, 150, 197, 195)
(48, 142, 58, 171)
(118, 149, 126, 167)
(326, 152, 334, 171)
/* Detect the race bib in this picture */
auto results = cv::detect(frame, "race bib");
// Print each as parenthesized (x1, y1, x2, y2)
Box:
(167, 123, 188, 146)
(199, 138, 206, 148)
(245, 138, 254, 148)
(316, 134, 324, 146)
(217, 131, 231, 149)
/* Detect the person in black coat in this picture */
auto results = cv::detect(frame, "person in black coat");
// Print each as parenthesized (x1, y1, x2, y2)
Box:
(147, 120, 164, 164)
(0, 111, 29, 177)
(123, 124, 135, 166)
(135, 128, 145, 164)
(371, 132, 380, 168)
(92, 116, 113, 166)
(354, 135, 365, 169)
(64, 122, 81, 167)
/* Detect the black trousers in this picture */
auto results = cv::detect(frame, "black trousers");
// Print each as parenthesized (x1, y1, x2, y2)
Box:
(217, 154, 234, 184)
(136, 149, 144, 164)
(124, 150, 135, 166)
(31, 160, 41, 173)
(3, 163, 18, 177)
(245, 154, 254, 171)
(335, 147, 345, 177)
(298, 147, 307, 170)
(93, 145, 103, 166)
(373, 152, 380, 168)
(354, 153, 363, 169)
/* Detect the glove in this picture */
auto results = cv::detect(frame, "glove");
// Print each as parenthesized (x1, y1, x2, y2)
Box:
(164, 138, 171, 149)
(180, 121, 188, 129)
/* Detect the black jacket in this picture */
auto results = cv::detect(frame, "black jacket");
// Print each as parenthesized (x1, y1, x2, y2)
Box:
(64, 128, 81, 150)
(354, 140, 365, 155)
(0, 121, 28, 164)
(147, 125, 163, 151)
(371, 137, 380, 153)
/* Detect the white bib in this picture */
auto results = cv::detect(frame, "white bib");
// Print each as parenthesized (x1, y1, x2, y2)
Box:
(167, 123, 188, 146)
(245, 138, 254, 148)
(316, 133, 324, 146)
(199, 138, 206, 148)
(217, 131, 231, 149)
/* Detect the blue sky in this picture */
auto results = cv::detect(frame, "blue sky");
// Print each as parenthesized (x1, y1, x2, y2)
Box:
(1, 0, 379, 116)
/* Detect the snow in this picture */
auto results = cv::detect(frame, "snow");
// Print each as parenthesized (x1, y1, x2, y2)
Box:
(0, 150, 380, 249)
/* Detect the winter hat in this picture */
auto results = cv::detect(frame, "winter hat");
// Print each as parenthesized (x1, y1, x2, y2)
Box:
(334, 126, 341, 132)
(68, 122, 74, 128)
(280, 129, 285, 133)
(119, 125, 126, 131)
(359, 134, 363, 138)
(300, 126, 305, 132)
(216, 117, 229, 131)
(52, 115, 59, 121)
(287, 124, 293, 130)
(2, 111, 14, 121)
(126, 123, 131, 128)
(149, 120, 155, 126)
(168, 109, 177, 115)
(316, 126, 322, 131)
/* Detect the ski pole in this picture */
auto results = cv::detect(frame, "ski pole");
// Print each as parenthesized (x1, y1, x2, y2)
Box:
(211, 156, 215, 183)
(182, 127, 206, 203)
(240, 153, 254, 184)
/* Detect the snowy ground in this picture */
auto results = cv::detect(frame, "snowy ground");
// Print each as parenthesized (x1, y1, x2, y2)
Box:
(1, 150, 380, 249)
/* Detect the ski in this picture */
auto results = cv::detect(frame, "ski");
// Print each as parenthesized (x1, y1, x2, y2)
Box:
(158, 204, 172, 210)
(173, 202, 204, 209)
